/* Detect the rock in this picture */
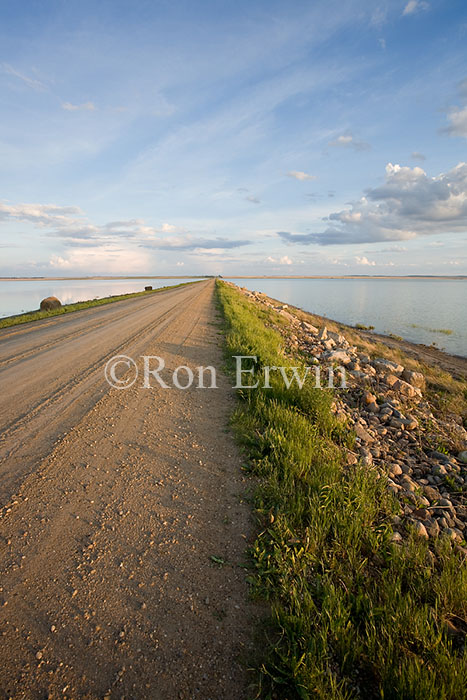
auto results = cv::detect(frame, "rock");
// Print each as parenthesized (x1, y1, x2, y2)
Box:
(345, 450, 358, 465)
(402, 369, 425, 388)
(327, 331, 346, 345)
(325, 350, 352, 365)
(425, 519, 440, 537)
(422, 485, 440, 502)
(389, 464, 403, 476)
(318, 326, 328, 340)
(372, 358, 404, 375)
(412, 521, 429, 538)
(40, 296, 61, 311)
(359, 447, 373, 465)
(384, 374, 400, 388)
(390, 416, 419, 430)
(363, 391, 377, 405)
(391, 531, 403, 543)
(323, 339, 336, 350)
(393, 379, 417, 398)
(444, 528, 462, 542)
(144, 285, 153, 291)
(458, 450, 467, 464)
(432, 464, 448, 476)
(301, 321, 318, 334)
(355, 424, 375, 443)
(430, 451, 450, 464)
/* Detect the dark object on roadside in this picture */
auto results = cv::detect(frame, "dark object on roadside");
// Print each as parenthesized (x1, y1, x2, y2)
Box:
(40, 296, 62, 311)
(145, 286, 153, 291)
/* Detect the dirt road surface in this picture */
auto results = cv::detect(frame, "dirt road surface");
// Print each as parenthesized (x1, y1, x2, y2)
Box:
(0, 280, 259, 699)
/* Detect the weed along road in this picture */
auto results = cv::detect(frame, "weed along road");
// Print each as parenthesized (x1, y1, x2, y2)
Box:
(0, 279, 257, 699)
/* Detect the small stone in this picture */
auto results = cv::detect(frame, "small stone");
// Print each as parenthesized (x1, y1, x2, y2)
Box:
(457, 450, 467, 464)
(36, 650, 43, 660)
(412, 521, 429, 538)
(355, 424, 374, 443)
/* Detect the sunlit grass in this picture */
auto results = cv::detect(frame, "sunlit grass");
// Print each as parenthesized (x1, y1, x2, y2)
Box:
(216, 280, 467, 700)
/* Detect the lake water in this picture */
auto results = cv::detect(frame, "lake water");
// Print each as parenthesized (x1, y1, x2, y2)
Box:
(227, 278, 467, 358)
(0, 278, 199, 319)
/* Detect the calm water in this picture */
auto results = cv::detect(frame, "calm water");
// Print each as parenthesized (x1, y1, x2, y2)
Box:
(228, 278, 467, 357)
(0, 278, 199, 319)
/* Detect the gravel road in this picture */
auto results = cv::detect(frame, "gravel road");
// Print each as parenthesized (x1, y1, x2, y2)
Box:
(0, 280, 258, 699)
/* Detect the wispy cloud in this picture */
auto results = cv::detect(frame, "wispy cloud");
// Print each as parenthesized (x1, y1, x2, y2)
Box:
(277, 161, 467, 245)
(328, 131, 371, 151)
(411, 151, 426, 161)
(62, 101, 96, 112)
(1, 63, 47, 91)
(143, 236, 250, 251)
(286, 170, 317, 181)
(245, 195, 261, 204)
(402, 0, 429, 16)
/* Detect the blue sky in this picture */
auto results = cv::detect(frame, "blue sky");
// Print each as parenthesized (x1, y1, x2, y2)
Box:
(0, 0, 466, 276)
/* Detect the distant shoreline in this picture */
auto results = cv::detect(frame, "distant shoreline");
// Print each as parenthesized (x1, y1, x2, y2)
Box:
(0, 275, 465, 281)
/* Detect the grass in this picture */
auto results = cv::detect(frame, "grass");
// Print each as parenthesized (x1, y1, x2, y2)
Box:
(0, 280, 200, 330)
(410, 324, 454, 335)
(216, 280, 467, 700)
(355, 323, 375, 331)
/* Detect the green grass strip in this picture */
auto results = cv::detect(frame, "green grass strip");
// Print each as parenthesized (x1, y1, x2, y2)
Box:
(0, 280, 201, 330)
(216, 280, 467, 700)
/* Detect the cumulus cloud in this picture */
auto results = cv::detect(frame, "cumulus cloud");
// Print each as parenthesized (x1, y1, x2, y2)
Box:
(328, 132, 371, 151)
(402, 0, 429, 16)
(355, 256, 376, 266)
(287, 170, 317, 181)
(278, 161, 467, 245)
(62, 101, 96, 112)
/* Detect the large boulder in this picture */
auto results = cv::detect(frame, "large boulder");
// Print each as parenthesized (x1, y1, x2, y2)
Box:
(40, 296, 62, 311)
(144, 286, 153, 291)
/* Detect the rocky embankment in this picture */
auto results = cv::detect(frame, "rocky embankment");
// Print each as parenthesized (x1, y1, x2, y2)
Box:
(237, 286, 467, 549)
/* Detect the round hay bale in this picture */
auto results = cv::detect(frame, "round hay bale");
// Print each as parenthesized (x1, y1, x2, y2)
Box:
(40, 296, 62, 311)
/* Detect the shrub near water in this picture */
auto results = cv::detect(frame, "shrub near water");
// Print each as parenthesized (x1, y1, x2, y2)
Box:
(216, 281, 467, 700)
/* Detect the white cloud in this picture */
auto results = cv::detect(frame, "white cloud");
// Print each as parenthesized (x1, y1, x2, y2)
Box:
(246, 195, 260, 204)
(328, 131, 371, 151)
(278, 161, 467, 245)
(287, 170, 317, 181)
(355, 256, 376, 266)
(402, 0, 429, 16)
(62, 101, 96, 112)
(280, 255, 293, 265)
(445, 105, 467, 139)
